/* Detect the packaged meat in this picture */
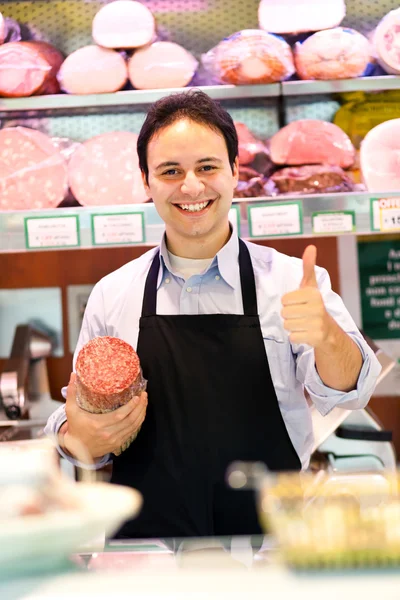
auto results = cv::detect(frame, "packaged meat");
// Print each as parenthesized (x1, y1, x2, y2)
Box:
(268, 165, 355, 195)
(128, 41, 198, 90)
(92, 0, 156, 49)
(374, 8, 400, 75)
(235, 122, 266, 165)
(0, 126, 68, 210)
(360, 119, 400, 192)
(295, 28, 372, 80)
(269, 120, 355, 168)
(258, 0, 346, 35)
(58, 45, 128, 95)
(75, 336, 147, 455)
(202, 29, 295, 85)
(0, 41, 64, 97)
(234, 166, 267, 198)
(68, 131, 149, 206)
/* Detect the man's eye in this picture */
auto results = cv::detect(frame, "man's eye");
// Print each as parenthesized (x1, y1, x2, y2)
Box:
(200, 165, 216, 172)
(163, 169, 179, 176)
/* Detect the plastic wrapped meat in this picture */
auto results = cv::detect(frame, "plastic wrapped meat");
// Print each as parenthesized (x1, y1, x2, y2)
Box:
(270, 120, 355, 168)
(0, 127, 68, 210)
(258, 0, 346, 35)
(58, 45, 128, 95)
(202, 29, 295, 85)
(295, 28, 372, 80)
(360, 119, 400, 192)
(234, 166, 267, 198)
(92, 0, 156, 49)
(68, 131, 149, 205)
(235, 122, 276, 177)
(0, 41, 64, 97)
(374, 8, 400, 75)
(128, 41, 198, 90)
(268, 165, 354, 195)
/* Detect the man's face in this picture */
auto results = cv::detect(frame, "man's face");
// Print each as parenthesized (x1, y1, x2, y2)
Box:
(143, 119, 239, 247)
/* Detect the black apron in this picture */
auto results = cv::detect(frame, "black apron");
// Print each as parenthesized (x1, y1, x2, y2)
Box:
(111, 239, 301, 538)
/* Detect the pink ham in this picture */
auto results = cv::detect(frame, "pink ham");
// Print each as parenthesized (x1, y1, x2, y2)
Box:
(374, 8, 400, 75)
(258, 0, 346, 34)
(128, 41, 198, 90)
(0, 41, 64, 97)
(68, 131, 149, 206)
(58, 45, 128, 95)
(0, 13, 5, 45)
(270, 120, 355, 168)
(0, 127, 68, 210)
(360, 119, 400, 192)
(92, 0, 155, 49)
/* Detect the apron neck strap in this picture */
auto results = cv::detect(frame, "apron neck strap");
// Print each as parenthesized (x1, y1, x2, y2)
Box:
(141, 239, 258, 317)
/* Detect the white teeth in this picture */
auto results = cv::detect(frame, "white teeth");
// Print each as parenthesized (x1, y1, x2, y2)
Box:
(178, 201, 210, 212)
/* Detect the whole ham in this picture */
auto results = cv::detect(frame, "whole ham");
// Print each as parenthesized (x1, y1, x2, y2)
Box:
(58, 45, 128, 95)
(374, 8, 400, 75)
(270, 120, 355, 168)
(295, 28, 372, 80)
(0, 127, 68, 210)
(92, 0, 155, 49)
(0, 41, 63, 97)
(128, 41, 198, 90)
(68, 131, 149, 206)
(258, 0, 346, 35)
(75, 336, 146, 455)
(202, 29, 295, 85)
(360, 119, 400, 192)
(268, 165, 354, 195)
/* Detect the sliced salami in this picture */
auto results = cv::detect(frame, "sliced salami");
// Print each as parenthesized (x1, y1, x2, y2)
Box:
(0, 41, 64, 97)
(92, 0, 155, 49)
(0, 127, 68, 210)
(68, 131, 149, 206)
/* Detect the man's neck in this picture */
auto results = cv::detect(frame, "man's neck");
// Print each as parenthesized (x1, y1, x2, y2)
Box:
(165, 225, 232, 259)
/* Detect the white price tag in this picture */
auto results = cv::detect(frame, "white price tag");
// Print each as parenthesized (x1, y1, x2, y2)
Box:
(228, 206, 240, 235)
(312, 212, 355, 234)
(380, 208, 400, 232)
(249, 202, 302, 238)
(92, 213, 145, 246)
(371, 198, 400, 232)
(25, 216, 79, 249)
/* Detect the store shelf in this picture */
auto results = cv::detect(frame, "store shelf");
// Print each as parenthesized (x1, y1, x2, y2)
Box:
(281, 76, 400, 96)
(1, 192, 400, 253)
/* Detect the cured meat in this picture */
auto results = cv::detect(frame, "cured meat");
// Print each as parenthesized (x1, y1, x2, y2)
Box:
(295, 28, 372, 80)
(374, 8, 400, 75)
(268, 165, 354, 195)
(360, 119, 400, 192)
(92, 0, 155, 49)
(0, 41, 64, 97)
(235, 122, 265, 165)
(258, 0, 346, 35)
(0, 13, 5, 45)
(270, 120, 355, 168)
(58, 45, 128, 95)
(202, 29, 295, 85)
(128, 41, 198, 90)
(235, 166, 266, 198)
(0, 127, 68, 210)
(75, 336, 146, 455)
(68, 131, 148, 206)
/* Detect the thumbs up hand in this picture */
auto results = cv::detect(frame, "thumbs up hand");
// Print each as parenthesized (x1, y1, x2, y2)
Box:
(281, 245, 333, 348)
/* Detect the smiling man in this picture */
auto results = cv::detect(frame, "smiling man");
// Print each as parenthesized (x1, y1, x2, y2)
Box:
(45, 90, 381, 539)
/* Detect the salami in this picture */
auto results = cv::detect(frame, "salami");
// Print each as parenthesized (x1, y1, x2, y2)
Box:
(92, 0, 156, 49)
(0, 41, 64, 97)
(58, 45, 128, 95)
(68, 131, 149, 206)
(75, 337, 146, 454)
(0, 127, 68, 210)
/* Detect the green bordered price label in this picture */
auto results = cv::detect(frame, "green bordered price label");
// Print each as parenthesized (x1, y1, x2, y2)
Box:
(312, 211, 355, 234)
(24, 215, 80, 250)
(91, 212, 145, 246)
(228, 205, 241, 237)
(248, 201, 303, 238)
(370, 198, 400, 232)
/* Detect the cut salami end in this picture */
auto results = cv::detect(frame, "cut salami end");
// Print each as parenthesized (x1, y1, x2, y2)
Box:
(58, 45, 128, 95)
(269, 120, 355, 168)
(0, 41, 64, 97)
(360, 119, 400, 192)
(0, 127, 68, 210)
(92, 0, 155, 49)
(128, 41, 198, 90)
(68, 131, 148, 206)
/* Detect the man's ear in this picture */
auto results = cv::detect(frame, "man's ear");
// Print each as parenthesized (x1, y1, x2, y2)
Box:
(232, 157, 239, 189)
(141, 170, 151, 197)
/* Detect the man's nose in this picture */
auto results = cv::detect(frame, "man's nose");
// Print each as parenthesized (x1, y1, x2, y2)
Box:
(180, 171, 205, 197)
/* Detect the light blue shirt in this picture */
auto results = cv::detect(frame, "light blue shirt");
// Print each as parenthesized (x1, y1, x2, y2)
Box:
(45, 232, 381, 470)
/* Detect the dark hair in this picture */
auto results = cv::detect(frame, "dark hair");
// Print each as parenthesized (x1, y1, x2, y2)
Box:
(137, 90, 238, 184)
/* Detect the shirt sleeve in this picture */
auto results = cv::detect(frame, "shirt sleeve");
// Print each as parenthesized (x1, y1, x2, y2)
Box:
(293, 267, 382, 417)
(44, 282, 112, 470)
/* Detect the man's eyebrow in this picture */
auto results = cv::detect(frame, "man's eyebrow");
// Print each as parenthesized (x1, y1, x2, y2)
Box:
(155, 157, 223, 170)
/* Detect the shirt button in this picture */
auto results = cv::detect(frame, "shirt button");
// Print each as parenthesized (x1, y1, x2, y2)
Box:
(186, 287, 192, 293)
(165, 278, 170, 284)
(215, 275, 220, 281)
